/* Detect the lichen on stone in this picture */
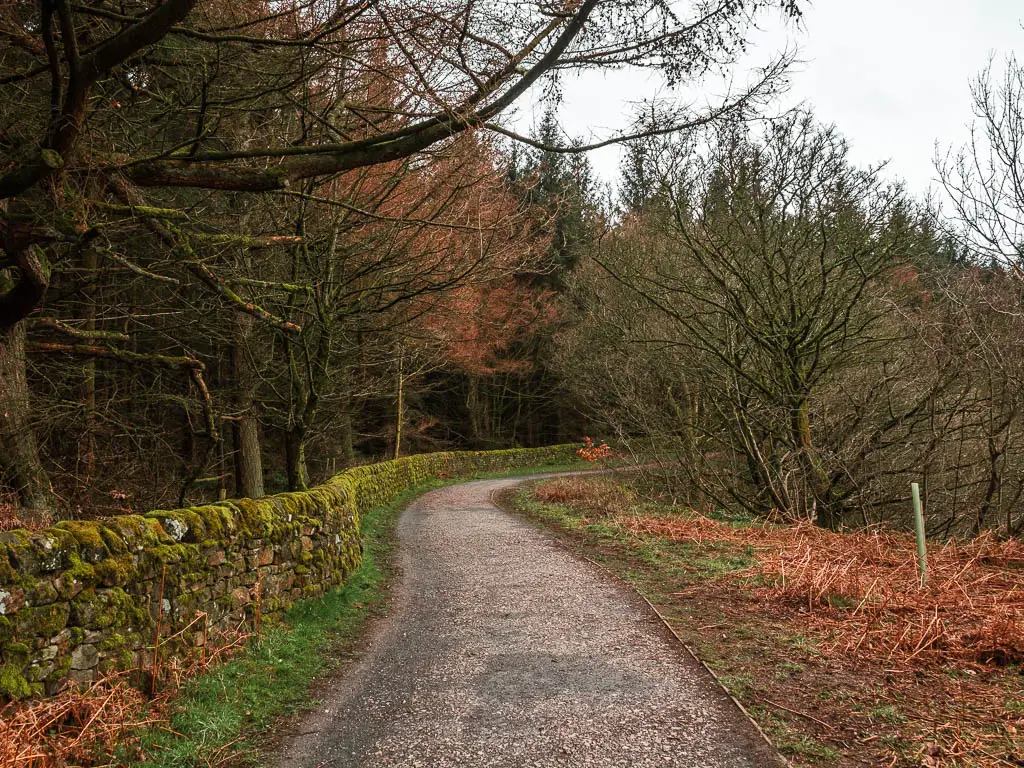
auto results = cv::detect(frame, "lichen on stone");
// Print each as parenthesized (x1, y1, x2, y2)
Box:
(54, 521, 108, 564)
(164, 517, 189, 542)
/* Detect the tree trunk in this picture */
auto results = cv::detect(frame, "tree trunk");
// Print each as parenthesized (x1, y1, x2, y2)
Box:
(0, 323, 55, 520)
(393, 353, 404, 459)
(285, 428, 309, 491)
(77, 249, 97, 489)
(975, 414, 1011, 537)
(339, 409, 355, 462)
(467, 374, 490, 445)
(231, 314, 264, 499)
(791, 400, 840, 530)
(234, 416, 264, 498)
(666, 384, 700, 505)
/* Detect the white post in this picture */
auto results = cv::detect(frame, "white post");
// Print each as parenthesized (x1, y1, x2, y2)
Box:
(911, 482, 927, 587)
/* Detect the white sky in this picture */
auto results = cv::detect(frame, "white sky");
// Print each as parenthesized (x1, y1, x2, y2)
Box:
(515, 1, 1023, 202)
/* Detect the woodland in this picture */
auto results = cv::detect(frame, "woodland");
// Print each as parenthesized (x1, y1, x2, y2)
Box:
(1, 0, 1023, 542)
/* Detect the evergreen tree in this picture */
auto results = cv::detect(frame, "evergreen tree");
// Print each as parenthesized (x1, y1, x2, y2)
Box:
(619, 139, 656, 214)
(518, 105, 602, 289)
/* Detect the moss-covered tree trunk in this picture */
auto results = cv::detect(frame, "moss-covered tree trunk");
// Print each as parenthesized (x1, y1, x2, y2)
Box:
(339, 409, 355, 462)
(0, 322, 54, 520)
(790, 397, 841, 530)
(284, 428, 310, 491)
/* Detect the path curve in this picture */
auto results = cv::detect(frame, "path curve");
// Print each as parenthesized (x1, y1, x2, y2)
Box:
(273, 475, 785, 768)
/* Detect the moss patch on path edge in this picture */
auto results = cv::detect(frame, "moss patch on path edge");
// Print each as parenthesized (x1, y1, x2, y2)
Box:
(131, 464, 588, 768)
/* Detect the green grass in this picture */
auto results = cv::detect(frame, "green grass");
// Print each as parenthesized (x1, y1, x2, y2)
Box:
(484, 460, 601, 477)
(512, 494, 586, 529)
(130, 463, 586, 768)
(775, 660, 805, 680)
(783, 633, 823, 657)
(752, 712, 842, 763)
(869, 705, 907, 725)
(717, 672, 754, 699)
(515, 489, 754, 582)
(779, 734, 843, 762)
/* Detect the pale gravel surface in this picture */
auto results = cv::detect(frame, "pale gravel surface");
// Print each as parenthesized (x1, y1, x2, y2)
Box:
(272, 475, 786, 768)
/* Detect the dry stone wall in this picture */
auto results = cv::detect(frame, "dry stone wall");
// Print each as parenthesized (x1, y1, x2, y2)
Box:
(0, 445, 577, 699)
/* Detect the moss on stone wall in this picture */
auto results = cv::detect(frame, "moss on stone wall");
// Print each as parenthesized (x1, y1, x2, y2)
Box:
(0, 444, 577, 700)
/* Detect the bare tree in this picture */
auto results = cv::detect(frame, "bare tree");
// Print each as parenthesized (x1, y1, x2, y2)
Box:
(938, 55, 1024, 266)
(567, 113, 917, 528)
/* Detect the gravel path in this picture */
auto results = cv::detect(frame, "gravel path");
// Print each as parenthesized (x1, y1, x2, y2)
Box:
(273, 475, 786, 768)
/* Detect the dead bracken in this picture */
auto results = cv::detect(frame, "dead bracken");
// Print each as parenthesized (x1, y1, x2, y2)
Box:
(623, 516, 1024, 667)
(538, 476, 1024, 668)
(529, 475, 1024, 767)
(0, 625, 250, 768)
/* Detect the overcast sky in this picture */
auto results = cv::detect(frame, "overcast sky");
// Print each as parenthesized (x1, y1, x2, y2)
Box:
(516, 1, 1023, 201)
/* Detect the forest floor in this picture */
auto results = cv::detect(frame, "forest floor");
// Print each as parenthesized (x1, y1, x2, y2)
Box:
(507, 474, 1024, 768)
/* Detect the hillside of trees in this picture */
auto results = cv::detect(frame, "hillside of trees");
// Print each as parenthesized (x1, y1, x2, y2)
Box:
(2, 1, 1023, 541)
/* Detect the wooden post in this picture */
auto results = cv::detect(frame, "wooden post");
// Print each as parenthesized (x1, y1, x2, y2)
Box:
(911, 482, 927, 587)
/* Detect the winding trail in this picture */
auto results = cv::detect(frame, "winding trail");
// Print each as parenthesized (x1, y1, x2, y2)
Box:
(273, 475, 785, 768)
